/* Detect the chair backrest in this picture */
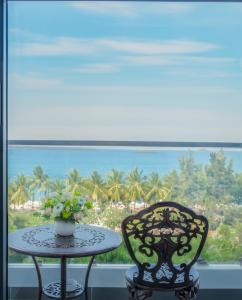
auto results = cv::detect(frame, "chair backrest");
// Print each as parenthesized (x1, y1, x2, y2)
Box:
(122, 201, 208, 287)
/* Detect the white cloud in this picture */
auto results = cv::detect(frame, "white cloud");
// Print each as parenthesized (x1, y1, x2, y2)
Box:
(71, 2, 194, 16)
(9, 73, 63, 89)
(122, 55, 236, 67)
(98, 39, 217, 55)
(8, 73, 242, 141)
(12, 36, 218, 57)
(13, 37, 96, 56)
(183, 56, 236, 65)
(71, 2, 135, 16)
(153, 3, 194, 13)
(9, 28, 46, 41)
(74, 63, 120, 74)
(122, 55, 237, 66)
(9, 73, 241, 97)
(167, 69, 242, 79)
(9, 104, 242, 142)
(122, 55, 181, 66)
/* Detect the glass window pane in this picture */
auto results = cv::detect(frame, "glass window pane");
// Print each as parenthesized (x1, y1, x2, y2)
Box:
(8, 2, 242, 299)
(8, 2, 242, 142)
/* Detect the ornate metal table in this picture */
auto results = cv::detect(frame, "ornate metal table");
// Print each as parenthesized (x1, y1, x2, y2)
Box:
(9, 224, 122, 300)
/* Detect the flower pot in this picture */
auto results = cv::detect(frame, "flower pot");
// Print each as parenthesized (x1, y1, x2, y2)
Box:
(54, 220, 75, 236)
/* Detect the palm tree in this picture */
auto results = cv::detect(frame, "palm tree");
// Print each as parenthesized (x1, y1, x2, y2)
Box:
(145, 172, 170, 204)
(83, 171, 107, 209)
(9, 175, 30, 209)
(8, 184, 16, 230)
(106, 169, 124, 206)
(30, 166, 49, 203)
(49, 179, 66, 194)
(66, 169, 82, 194)
(8, 181, 17, 209)
(125, 168, 146, 210)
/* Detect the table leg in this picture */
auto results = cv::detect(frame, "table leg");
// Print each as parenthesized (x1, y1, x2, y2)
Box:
(31, 256, 43, 300)
(61, 256, 67, 300)
(84, 256, 95, 300)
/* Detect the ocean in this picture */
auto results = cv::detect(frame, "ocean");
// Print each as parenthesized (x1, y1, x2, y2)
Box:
(8, 146, 242, 180)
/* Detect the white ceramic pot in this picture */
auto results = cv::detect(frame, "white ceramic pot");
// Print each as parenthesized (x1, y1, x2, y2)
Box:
(54, 220, 75, 236)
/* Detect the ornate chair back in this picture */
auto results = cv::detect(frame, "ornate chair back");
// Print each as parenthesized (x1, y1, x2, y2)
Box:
(122, 202, 208, 288)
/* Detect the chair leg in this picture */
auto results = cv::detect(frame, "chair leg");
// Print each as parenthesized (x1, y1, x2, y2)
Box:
(175, 281, 199, 300)
(126, 281, 152, 300)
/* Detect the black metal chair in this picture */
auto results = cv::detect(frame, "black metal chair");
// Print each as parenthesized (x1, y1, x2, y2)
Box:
(121, 201, 209, 300)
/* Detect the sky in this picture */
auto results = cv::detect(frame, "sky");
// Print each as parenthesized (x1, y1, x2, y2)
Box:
(7, 1, 242, 142)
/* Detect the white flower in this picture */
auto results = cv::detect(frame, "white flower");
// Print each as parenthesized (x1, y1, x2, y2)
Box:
(74, 212, 82, 221)
(53, 204, 64, 217)
(59, 192, 72, 203)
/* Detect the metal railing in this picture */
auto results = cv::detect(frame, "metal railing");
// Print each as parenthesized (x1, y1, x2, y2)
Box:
(8, 140, 242, 149)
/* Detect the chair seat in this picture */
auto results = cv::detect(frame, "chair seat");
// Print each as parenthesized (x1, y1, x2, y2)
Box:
(125, 264, 199, 291)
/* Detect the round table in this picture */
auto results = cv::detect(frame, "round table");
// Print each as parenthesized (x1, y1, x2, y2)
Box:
(9, 224, 122, 300)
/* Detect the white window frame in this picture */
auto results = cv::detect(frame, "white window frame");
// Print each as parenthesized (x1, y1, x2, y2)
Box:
(8, 263, 242, 289)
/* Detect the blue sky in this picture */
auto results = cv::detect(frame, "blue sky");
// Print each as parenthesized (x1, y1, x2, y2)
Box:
(8, 2, 242, 142)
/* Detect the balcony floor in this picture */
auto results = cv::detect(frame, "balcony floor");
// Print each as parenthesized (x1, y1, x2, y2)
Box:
(9, 288, 242, 300)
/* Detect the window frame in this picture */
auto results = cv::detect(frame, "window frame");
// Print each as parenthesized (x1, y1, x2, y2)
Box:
(0, 0, 7, 299)
(1, 1, 242, 299)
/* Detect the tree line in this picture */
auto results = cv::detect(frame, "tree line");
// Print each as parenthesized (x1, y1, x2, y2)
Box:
(8, 150, 242, 263)
(8, 166, 170, 209)
(9, 150, 242, 209)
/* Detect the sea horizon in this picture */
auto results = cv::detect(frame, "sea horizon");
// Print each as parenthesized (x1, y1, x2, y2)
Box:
(8, 145, 242, 181)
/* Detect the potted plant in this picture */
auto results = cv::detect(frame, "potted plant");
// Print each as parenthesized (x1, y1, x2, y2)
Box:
(42, 192, 92, 236)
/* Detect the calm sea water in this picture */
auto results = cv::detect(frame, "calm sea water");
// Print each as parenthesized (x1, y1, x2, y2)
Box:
(8, 146, 242, 180)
